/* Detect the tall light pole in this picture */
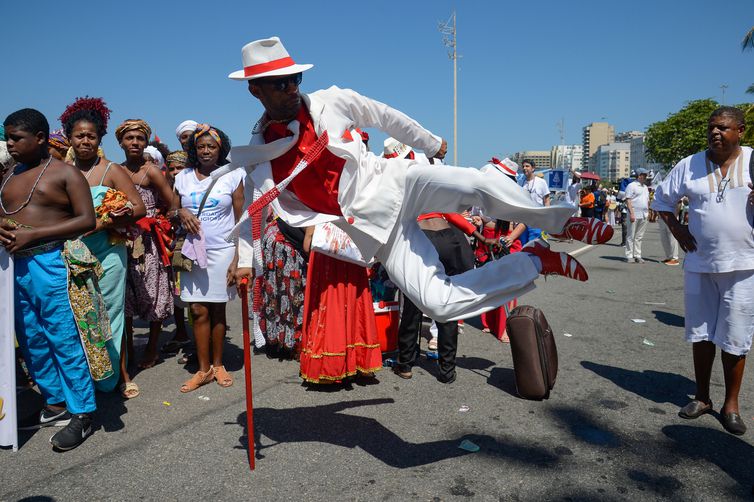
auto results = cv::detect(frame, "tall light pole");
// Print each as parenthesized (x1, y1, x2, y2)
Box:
(557, 118, 565, 168)
(439, 12, 459, 165)
(721, 84, 729, 104)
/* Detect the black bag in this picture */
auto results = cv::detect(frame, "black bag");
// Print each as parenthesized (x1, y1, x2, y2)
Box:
(506, 305, 558, 400)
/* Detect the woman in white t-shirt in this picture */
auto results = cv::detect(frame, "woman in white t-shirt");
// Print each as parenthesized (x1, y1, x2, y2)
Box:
(172, 124, 245, 393)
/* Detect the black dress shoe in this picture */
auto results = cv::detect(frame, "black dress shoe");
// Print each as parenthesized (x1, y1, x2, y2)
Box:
(678, 399, 712, 419)
(720, 410, 747, 435)
(437, 371, 456, 384)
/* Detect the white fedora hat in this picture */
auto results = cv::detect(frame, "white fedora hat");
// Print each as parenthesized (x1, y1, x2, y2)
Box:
(383, 137, 412, 159)
(229, 36, 313, 81)
(488, 157, 518, 177)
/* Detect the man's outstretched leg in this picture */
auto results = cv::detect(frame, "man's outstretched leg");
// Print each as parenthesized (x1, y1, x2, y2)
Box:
(377, 218, 588, 323)
(376, 164, 597, 322)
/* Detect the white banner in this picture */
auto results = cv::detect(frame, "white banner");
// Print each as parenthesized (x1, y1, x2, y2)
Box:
(0, 248, 18, 451)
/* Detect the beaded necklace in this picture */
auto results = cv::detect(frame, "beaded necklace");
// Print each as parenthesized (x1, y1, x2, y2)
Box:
(0, 157, 53, 215)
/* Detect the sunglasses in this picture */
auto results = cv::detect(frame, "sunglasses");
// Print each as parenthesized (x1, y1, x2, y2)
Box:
(259, 73, 303, 92)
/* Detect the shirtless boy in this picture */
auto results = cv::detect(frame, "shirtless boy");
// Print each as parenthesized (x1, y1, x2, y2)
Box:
(0, 108, 97, 451)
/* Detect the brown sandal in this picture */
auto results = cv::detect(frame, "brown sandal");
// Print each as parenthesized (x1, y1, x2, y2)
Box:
(180, 368, 215, 393)
(214, 365, 233, 388)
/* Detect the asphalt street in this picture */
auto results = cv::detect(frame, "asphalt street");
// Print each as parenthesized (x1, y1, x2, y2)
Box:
(2, 223, 753, 501)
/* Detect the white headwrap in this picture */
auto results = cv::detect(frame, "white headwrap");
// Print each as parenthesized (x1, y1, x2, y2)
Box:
(144, 145, 164, 167)
(175, 120, 198, 139)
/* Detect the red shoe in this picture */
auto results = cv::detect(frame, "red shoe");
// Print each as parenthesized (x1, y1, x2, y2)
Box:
(523, 239, 588, 281)
(551, 217, 614, 244)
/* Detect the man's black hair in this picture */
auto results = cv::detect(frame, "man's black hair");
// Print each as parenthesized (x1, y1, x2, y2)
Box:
(186, 126, 232, 167)
(710, 106, 745, 127)
(63, 109, 107, 139)
(522, 159, 536, 168)
(3, 108, 50, 141)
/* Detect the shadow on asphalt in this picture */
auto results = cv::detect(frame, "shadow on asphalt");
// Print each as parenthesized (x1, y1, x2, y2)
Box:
(232, 399, 561, 469)
(486, 367, 518, 397)
(652, 310, 685, 328)
(236, 399, 474, 467)
(549, 406, 621, 448)
(662, 425, 754, 497)
(580, 361, 694, 407)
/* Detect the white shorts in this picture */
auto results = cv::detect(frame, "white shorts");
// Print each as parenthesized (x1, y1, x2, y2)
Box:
(684, 269, 754, 355)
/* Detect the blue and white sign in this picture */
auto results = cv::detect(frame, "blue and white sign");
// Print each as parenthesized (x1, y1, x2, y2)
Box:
(547, 170, 569, 191)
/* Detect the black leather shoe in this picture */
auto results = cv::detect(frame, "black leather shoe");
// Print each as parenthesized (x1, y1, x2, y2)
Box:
(678, 399, 712, 419)
(437, 371, 456, 384)
(720, 410, 747, 435)
(392, 366, 412, 379)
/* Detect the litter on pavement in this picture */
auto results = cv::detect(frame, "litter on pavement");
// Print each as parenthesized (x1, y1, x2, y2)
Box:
(642, 339, 655, 347)
(162, 401, 171, 406)
(631, 319, 646, 323)
(458, 439, 480, 452)
(563, 333, 573, 337)
(458, 405, 470, 412)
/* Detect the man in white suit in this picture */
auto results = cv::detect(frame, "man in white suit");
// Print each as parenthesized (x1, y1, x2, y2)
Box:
(227, 37, 613, 323)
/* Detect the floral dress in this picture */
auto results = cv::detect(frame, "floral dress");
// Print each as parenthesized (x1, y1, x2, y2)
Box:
(125, 183, 173, 321)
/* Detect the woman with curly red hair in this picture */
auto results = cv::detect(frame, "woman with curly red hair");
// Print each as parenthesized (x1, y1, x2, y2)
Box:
(60, 97, 147, 397)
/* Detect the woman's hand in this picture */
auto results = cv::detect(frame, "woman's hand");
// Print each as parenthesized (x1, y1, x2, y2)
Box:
(179, 208, 201, 234)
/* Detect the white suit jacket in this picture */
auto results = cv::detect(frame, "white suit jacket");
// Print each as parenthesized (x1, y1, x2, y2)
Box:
(235, 86, 443, 269)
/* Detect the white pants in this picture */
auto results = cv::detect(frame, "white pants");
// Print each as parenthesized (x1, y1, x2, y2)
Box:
(374, 164, 575, 322)
(659, 219, 679, 260)
(685, 270, 754, 355)
(624, 218, 648, 259)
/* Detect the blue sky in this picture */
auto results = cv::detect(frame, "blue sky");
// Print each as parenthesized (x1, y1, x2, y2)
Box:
(2, 0, 754, 167)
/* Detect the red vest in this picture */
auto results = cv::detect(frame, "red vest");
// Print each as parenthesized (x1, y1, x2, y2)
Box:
(265, 105, 344, 216)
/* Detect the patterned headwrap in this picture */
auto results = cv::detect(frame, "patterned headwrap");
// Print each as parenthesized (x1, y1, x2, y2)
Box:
(166, 150, 188, 167)
(115, 119, 152, 143)
(49, 128, 70, 151)
(193, 123, 222, 147)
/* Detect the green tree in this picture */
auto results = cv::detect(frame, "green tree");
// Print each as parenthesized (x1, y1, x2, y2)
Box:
(742, 27, 754, 93)
(645, 99, 719, 167)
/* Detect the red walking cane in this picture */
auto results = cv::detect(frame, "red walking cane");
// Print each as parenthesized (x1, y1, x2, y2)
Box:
(239, 277, 255, 470)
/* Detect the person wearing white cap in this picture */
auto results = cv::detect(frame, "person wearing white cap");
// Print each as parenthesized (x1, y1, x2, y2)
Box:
(224, 37, 614, 328)
(175, 120, 198, 151)
(624, 168, 650, 263)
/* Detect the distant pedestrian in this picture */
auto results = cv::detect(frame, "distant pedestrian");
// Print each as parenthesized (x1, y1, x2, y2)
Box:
(624, 169, 649, 263)
(579, 188, 595, 218)
(518, 159, 550, 244)
(659, 200, 681, 266)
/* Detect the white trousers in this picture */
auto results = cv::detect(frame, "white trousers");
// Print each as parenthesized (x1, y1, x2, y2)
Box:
(374, 164, 575, 322)
(624, 218, 648, 260)
(659, 219, 679, 260)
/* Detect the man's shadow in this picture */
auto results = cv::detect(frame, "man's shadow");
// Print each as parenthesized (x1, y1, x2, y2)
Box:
(581, 361, 695, 407)
(662, 424, 754, 496)
(234, 398, 469, 468)
(233, 398, 558, 469)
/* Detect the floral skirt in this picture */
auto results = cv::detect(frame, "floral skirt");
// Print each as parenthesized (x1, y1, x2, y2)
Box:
(260, 221, 306, 350)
